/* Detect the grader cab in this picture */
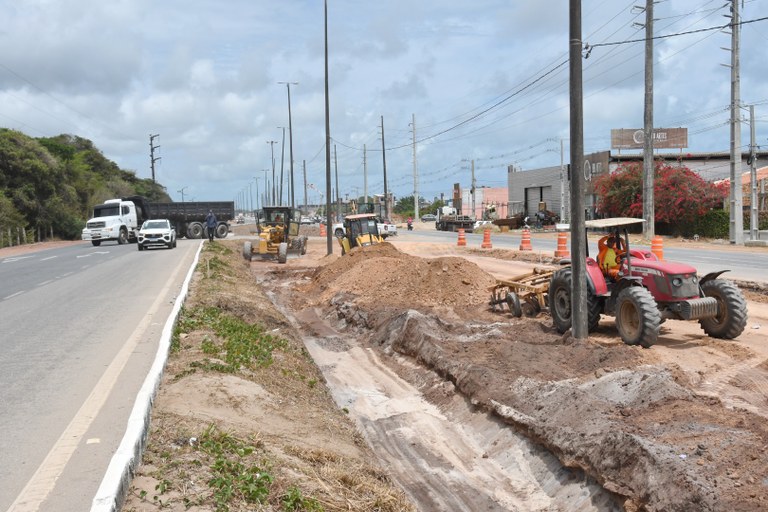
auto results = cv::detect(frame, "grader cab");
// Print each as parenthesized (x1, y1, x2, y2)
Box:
(242, 207, 307, 263)
(336, 214, 383, 255)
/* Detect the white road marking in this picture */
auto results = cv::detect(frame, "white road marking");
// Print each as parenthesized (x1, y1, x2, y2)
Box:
(40, 256, 57, 261)
(3, 291, 24, 300)
(1, 256, 34, 264)
(36, 280, 53, 287)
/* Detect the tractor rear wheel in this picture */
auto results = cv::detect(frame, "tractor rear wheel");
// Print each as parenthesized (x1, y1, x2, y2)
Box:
(699, 279, 747, 339)
(278, 242, 288, 263)
(548, 268, 601, 334)
(615, 286, 660, 348)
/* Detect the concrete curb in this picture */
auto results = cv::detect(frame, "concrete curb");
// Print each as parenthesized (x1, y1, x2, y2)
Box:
(90, 241, 204, 511)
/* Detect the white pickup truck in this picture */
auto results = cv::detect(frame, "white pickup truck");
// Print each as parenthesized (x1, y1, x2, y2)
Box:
(333, 217, 397, 239)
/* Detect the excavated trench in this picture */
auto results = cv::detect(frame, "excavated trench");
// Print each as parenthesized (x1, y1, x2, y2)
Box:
(262, 242, 768, 512)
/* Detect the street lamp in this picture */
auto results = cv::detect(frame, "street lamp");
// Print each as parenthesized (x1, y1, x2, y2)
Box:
(278, 81, 298, 208)
(178, 186, 188, 203)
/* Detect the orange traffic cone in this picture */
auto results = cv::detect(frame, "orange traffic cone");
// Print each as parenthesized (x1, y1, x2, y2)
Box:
(519, 228, 532, 251)
(457, 228, 467, 247)
(481, 228, 492, 249)
(651, 236, 663, 260)
(554, 231, 569, 258)
(320, 223, 327, 236)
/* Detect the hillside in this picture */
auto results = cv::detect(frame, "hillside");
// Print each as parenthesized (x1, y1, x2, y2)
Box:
(0, 129, 170, 246)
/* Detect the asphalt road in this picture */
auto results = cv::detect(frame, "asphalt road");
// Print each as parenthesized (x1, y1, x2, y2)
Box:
(399, 229, 768, 283)
(0, 239, 199, 511)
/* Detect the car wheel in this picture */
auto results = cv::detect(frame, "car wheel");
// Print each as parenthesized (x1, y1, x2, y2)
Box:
(138, 244, 144, 251)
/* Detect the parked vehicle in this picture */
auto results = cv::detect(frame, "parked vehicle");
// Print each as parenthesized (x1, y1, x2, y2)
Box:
(420, 213, 437, 222)
(435, 206, 475, 232)
(82, 196, 235, 246)
(333, 216, 397, 239)
(137, 219, 176, 251)
(548, 217, 747, 347)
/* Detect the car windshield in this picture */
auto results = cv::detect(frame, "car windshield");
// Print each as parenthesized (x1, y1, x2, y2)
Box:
(143, 220, 169, 229)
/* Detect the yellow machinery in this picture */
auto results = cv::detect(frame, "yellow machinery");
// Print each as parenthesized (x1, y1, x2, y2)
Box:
(489, 267, 554, 317)
(243, 207, 307, 263)
(336, 213, 383, 255)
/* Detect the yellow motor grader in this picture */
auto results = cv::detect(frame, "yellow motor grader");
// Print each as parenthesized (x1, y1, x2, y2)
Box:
(336, 213, 383, 255)
(242, 207, 307, 263)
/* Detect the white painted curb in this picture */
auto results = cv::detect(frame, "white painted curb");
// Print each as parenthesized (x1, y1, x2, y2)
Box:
(91, 241, 204, 511)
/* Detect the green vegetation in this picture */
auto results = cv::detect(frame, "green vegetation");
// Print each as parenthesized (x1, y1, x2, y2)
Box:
(0, 129, 170, 246)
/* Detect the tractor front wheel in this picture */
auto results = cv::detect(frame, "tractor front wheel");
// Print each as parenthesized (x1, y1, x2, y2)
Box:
(699, 279, 747, 339)
(615, 286, 660, 348)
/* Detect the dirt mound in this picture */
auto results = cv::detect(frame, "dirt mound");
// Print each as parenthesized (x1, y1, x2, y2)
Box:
(302, 242, 497, 310)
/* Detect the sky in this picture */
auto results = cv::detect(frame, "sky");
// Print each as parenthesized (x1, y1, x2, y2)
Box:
(1, 0, 767, 210)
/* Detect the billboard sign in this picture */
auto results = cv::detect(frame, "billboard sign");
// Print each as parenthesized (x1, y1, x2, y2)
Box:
(611, 128, 688, 149)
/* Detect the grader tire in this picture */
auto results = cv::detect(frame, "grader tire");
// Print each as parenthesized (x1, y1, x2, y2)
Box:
(243, 241, 253, 261)
(278, 242, 288, 264)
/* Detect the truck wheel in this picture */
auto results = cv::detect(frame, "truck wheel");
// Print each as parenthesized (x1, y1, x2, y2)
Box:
(548, 268, 601, 334)
(278, 242, 288, 264)
(187, 222, 204, 239)
(699, 279, 748, 339)
(215, 222, 229, 239)
(91, 240, 101, 247)
(117, 228, 128, 245)
(615, 286, 660, 348)
(243, 241, 253, 261)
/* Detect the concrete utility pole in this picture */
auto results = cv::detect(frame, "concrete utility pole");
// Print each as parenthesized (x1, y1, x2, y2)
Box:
(324, 0, 333, 254)
(278, 81, 298, 208)
(560, 138, 566, 222)
(642, 0, 655, 240)
(569, 0, 588, 340)
(149, 134, 161, 183)
(412, 113, 419, 222)
(749, 105, 758, 241)
(363, 144, 368, 204)
(381, 116, 389, 220)
(728, 0, 744, 244)
(471, 160, 476, 218)
(267, 140, 278, 206)
(334, 144, 340, 222)
(302, 160, 308, 214)
(279, 127, 286, 205)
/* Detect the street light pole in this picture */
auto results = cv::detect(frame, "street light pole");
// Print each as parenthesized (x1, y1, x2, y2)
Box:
(267, 140, 278, 206)
(278, 81, 299, 209)
(177, 186, 188, 203)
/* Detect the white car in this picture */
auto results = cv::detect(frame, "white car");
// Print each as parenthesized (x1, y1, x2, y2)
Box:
(138, 219, 177, 251)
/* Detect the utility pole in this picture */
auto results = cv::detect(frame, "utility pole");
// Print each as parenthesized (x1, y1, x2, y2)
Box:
(260, 169, 270, 209)
(569, 0, 588, 339)
(381, 115, 389, 220)
(324, 0, 333, 254)
(727, 0, 744, 244)
(471, 160, 476, 218)
(178, 186, 188, 203)
(642, 0, 655, 240)
(334, 144, 340, 222)
(278, 82, 298, 208)
(267, 140, 278, 206)
(363, 144, 368, 204)
(253, 176, 260, 212)
(149, 134, 161, 183)
(411, 113, 419, 222)
(302, 160, 308, 213)
(279, 127, 286, 205)
(749, 105, 758, 241)
(560, 138, 566, 222)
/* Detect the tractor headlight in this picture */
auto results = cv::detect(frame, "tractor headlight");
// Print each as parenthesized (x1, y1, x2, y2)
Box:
(691, 276, 698, 284)
(672, 277, 683, 287)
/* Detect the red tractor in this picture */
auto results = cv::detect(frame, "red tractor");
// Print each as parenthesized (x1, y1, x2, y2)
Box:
(548, 218, 748, 347)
